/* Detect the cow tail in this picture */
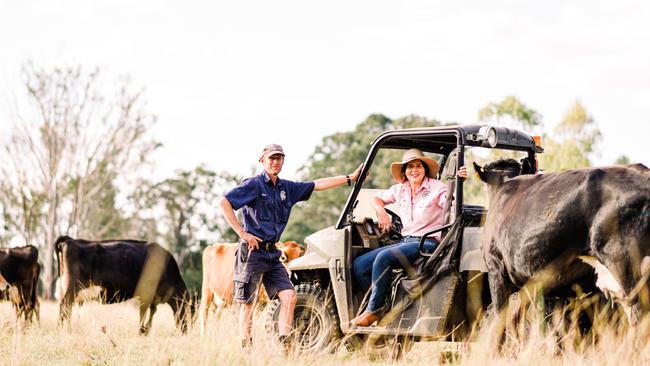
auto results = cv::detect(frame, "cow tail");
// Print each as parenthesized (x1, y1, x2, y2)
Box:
(54, 235, 70, 278)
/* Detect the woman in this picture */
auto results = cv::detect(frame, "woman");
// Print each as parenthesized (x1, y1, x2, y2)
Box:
(351, 148, 467, 327)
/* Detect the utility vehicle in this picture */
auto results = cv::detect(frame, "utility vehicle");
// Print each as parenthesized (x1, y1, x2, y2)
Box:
(265, 125, 543, 357)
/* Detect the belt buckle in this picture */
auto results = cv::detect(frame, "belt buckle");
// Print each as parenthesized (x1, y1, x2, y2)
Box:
(265, 242, 272, 251)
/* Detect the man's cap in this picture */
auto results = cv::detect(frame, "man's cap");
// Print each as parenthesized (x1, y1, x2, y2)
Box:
(261, 143, 285, 159)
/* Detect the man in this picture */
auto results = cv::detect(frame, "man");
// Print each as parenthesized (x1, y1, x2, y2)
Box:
(221, 143, 362, 351)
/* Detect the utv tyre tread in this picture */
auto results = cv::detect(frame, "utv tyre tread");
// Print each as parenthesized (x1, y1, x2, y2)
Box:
(263, 283, 341, 353)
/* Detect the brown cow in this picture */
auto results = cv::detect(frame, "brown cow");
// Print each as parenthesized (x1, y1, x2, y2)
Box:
(0, 245, 40, 324)
(199, 241, 304, 337)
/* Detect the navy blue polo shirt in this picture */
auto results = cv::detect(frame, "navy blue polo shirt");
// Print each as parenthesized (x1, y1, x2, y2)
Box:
(225, 171, 315, 243)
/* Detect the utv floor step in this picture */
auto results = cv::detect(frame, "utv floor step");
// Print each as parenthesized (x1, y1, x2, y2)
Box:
(349, 326, 405, 336)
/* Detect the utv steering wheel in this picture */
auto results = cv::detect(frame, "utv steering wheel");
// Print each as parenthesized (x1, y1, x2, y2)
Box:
(383, 208, 403, 241)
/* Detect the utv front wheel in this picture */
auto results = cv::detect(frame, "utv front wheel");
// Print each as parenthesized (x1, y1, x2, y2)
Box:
(344, 333, 413, 361)
(263, 283, 340, 353)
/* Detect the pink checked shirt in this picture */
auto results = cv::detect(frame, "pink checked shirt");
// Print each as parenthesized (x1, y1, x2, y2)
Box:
(376, 177, 448, 240)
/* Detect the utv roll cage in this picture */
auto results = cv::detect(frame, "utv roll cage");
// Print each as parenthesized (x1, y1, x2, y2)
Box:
(336, 125, 542, 230)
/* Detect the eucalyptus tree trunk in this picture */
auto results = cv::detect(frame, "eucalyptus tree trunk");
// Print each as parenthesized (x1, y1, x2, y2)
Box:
(43, 179, 58, 299)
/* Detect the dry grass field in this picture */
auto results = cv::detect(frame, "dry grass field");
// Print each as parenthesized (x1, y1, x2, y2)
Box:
(2, 300, 650, 365)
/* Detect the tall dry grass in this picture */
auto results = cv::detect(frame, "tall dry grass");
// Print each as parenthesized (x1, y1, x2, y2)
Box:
(2, 299, 650, 365)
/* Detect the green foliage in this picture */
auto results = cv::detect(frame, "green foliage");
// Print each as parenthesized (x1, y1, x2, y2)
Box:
(539, 101, 601, 172)
(282, 114, 441, 243)
(179, 239, 210, 294)
(64, 176, 129, 239)
(538, 136, 591, 172)
(477, 97, 602, 173)
(129, 165, 241, 270)
(461, 147, 531, 206)
(615, 155, 631, 165)
(465, 95, 544, 205)
(553, 101, 601, 156)
(0, 63, 158, 297)
(478, 95, 543, 130)
(0, 185, 46, 247)
(467, 97, 603, 204)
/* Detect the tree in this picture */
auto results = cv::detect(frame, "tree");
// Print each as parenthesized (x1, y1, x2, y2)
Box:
(462, 96, 546, 205)
(475, 96, 544, 162)
(465, 97, 604, 204)
(538, 101, 601, 172)
(478, 95, 543, 131)
(282, 114, 441, 242)
(0, 63, 158, 298)
(129, 166, 241, 292)
(615, 155, 631, 165)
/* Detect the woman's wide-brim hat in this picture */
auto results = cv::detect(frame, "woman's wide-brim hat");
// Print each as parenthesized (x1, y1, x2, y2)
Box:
(390, 148, 440, 183)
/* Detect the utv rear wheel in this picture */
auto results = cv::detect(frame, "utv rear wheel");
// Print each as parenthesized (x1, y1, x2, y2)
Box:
(264, 283, 340, 353)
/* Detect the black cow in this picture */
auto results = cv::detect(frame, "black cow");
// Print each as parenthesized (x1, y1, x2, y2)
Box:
(475, 159, 650, 323)
(0, 271, 9, 290)
(0, 245, 40, 323)
(55, 236, 193, 334)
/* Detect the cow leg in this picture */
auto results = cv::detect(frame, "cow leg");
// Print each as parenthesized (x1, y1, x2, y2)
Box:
(9, 286, 23, 324)
(486, 261, 517, 351)
(485, 250, 514, 316)
(21, 289, 34, 325)
(58, 286, 76, 327)
(139, 303, 151, 335)
(146, 304, 157, 333)
(488, 271, 511, 314)
(27, 264, 40, 325)
(199, 288, 214, 337)
(214, 295, 226, 309)
(23, 283, 37, 325)
(8, 285, 31, 325)
(23, 284, 38, 324)
(17, 288, 27, 322)
(580, 254, 643, 326)
(34, 300, 40, 324)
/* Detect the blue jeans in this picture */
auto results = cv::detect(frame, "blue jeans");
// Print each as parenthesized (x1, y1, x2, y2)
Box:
(353, 236, 437, 313)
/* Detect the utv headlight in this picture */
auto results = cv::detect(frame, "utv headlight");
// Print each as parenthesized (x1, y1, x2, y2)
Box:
(477, 126, 498, 148)
(487, 127, 497, 147)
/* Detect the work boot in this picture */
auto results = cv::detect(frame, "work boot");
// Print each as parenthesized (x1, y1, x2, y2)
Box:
(351, 310, 381, 327)
(278, 334, 292, 356)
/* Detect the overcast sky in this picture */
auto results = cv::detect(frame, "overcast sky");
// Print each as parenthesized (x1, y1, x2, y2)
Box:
(1, 0, 648, 180)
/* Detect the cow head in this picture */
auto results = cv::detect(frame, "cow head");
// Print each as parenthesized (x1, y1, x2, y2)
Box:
(473, 159, 523, 187)
(171, 291, 196, 333)
(0, 272, 9, 291)
(277, 241, 305, 263)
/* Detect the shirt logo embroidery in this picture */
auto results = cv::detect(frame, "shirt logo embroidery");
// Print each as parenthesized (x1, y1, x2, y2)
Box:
(280, 191, 286, 201)
(422, 191, 430, 198)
